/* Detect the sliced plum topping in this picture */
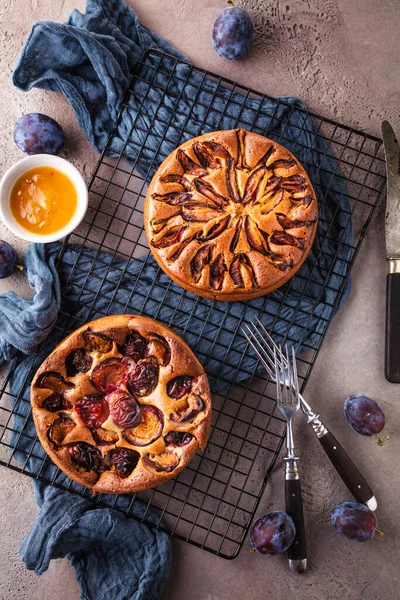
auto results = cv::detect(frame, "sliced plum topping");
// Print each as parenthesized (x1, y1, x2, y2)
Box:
(259, 189, 284, 215)
(190, 244, 213, 283)
(244, 216, 271, 255)
(74, 394, 109, 428)
(229, 217, 243, 254)
(269, 158, 296, 171)
(108, 391, 141, 429)
(177, 149, 208, 176)
(36, 371, 75, 392)
(255, 145, 275, 167)
(280, 174, 307, 192)
(229, 254, 258, 289)
(166, 375, 194, 399)
(210, 252, 227, 291)
(242, 166, 268, 204)
(91, 358, 128, 394)
(236, 128, 247, 170)
(226, 158, 240, 203)
(169, 233, 198, 261)
(159, 173, 192, 192)
(65, 349, 92, 377)
(108, 447, 140, 479)
(202, 140, 232, 164)
(262, 176, 282, 195)
(276, 213, 316, 230)
(122, 405, 164, 447)
(152, 225, 188, 249)
(193, 179, 228, 207)
(42, 393, 72, 412)
(127, 360, 159, 397)
(47, 417, 76, 446)
(198, 215, 231, 242)
(143, 450, 180, 473)
(145, 334, 171, 367)
(170, 394, 205, 423)
(193, 141, 221, 170)
(83, 330, 113, 354)
(181, 202, 225, 223)
(164, 431, 194, 447)
(69, 442, 105, 473)
(119, 330, 147, 360)
(270, 230, 305, 249)
(152, 191, 192, 206)
(91, 427, 119, 446)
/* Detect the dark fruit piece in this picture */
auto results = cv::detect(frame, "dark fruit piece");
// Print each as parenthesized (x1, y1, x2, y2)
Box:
(166, 375, 194, 399)
(83, 330, 113, 354)
(270, 230, 305, 249)
(47, 417, 76, 446)
(91, 358, 128, 393)
(152, 192, 192, 206)
(256, 145, 275, 167)
(262, 176, 282, 195)
(108, 391, 141, 429)
(331, 502, 378, 542)
(42, 393, 72, 412)
(269, 159, 296, 171)
(69, 442, 105, 473)
(159, 173, 192, 192)
(65, 349, 92, 377)
(250, 511, 296, 555)
(169, 233, 198, 261)
(119, 330, 147, 361)
(170, 394, 205, 423)
(197, 215, 231, 243)
(210, 252, 227, 290)
(236, 128, 247, 170)
(74, 394, 108, 428)
(122, 405, 164, 447)
(280, 175, 307, 192)
(212, 6, 254, 61)
(344, 394, 385, 436)
(259, 190, 284, 215)
(242, 166, 268, 204)
(108, 447, 140, 478)
(191, 244, 213, 283)
(14, 113, 65, 155)
(181, 202, 225, 223)
(36, 371, 75, 392)
(276, 213, 315, 230)
(0, 241, 19, 279)
(193, 179, 228, 207)
(177, 149, 208, 176)
(164, 431, 194, 447)
(229, 254, 258, 290)
(91, 427, 119, 446)
(193, 142, 221, 170)
(145, 334, 171, 366)
(127, 360, 159, 397)
(245, 217, 271, 255)
(226, 158, 240, 203)
(152, 225, 188, 248)
(143, 450, 180, 473)
(229, 217, 243, 253)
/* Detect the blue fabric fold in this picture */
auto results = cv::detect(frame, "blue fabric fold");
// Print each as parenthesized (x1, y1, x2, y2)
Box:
(5, 0, 354, 598)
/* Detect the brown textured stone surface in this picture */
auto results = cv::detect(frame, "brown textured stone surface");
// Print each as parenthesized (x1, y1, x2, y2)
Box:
(0, 1, 400, 599)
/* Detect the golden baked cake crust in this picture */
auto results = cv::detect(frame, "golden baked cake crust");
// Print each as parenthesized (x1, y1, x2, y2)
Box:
(145, 129, 318, 301)
(31, 315, 211, 494)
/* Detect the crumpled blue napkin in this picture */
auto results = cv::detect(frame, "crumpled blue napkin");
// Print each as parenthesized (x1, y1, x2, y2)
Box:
(4, 0, 354, 598)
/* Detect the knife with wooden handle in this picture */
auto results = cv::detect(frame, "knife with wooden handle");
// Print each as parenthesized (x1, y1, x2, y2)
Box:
(381, 121, 400, 383)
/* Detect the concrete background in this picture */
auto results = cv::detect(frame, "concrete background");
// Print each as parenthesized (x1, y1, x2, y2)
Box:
(1, 0, 400, 598)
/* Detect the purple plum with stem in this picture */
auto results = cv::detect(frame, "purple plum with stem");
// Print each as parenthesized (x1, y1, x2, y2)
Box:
(0, 241, 23, 278)
(249, 511, 295, 555)
(212, 1, 254, 61)
(331, 502, 380, 542)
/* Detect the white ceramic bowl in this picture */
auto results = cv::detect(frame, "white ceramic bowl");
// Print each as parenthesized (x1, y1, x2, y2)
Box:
(0, 154, 88, 243)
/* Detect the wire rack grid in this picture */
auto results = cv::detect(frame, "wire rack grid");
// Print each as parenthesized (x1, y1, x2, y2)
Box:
(0, 49, 386, 559)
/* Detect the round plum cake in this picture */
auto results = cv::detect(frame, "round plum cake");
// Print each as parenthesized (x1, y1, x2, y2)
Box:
(145, 129, 318, 301)
(31, 315, 211, 494)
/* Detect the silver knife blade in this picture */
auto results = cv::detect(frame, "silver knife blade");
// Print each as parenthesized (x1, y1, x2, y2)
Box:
(381, 120, 400, 260)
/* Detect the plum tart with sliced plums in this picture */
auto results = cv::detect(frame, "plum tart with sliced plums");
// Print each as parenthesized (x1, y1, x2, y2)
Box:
(31, 315, 211, 494)
(145, 129, 318, 301)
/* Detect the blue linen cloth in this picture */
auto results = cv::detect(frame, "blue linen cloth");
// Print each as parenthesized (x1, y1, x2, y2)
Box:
(3, 0, 354, 598)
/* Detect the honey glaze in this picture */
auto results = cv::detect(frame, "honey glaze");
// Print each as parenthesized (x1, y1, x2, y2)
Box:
(10, 166, 77, 235)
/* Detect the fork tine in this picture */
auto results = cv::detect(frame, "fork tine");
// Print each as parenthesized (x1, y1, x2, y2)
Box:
(274, 346, 283, 406)
(243, 320, 287, 372)
(292, 346, 299, 407)
(285, 344, 294, 407)
(255, 317, 289, 367)
(241, 324, 275, 376)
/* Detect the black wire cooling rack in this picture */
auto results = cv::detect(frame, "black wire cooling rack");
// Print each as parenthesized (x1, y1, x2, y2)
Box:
(0, 49, 386, 559)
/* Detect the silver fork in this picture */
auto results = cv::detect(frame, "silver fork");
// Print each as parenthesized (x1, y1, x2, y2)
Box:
(275, 345, 307, 573)
(241, 318, 377, 511)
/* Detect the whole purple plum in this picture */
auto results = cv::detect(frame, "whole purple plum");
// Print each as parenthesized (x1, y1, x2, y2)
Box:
(344, 394, 385, 436)
(212, 5, 254, 61)
(14, 113, 65, 155)
(250, 511, 295, 555)
(331, 502, 378, 542)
